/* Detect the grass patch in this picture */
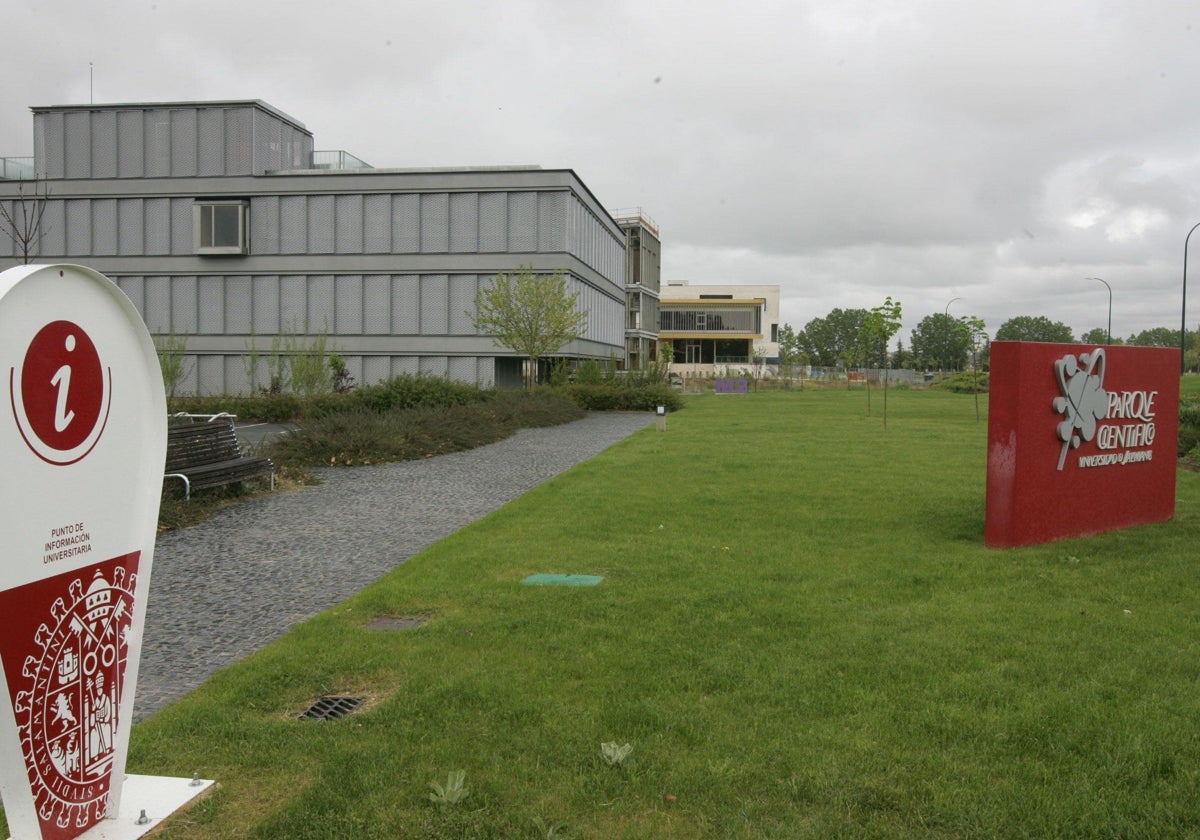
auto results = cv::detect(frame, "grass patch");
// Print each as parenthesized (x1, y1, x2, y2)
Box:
(11, 389, 1200, 838)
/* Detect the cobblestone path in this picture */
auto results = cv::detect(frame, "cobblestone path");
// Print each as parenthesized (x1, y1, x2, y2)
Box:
(134, 412, 652, 721)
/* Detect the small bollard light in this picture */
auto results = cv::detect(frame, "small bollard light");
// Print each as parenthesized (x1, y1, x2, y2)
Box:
(655, 405, 667, 432)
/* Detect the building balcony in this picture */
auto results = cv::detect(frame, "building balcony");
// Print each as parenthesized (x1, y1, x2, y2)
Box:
(0, 157, 34, 180)
(311, 150, 372, 170)
(660, 302, 762, 335)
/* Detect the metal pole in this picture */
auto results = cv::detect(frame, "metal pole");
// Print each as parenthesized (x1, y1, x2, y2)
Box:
(944, 298, 961, 373)
(1184, 223, 1200, 374)
(1086, 277, 1111, 343)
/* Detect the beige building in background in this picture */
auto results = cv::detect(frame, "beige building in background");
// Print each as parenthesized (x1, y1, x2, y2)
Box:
(659, 280, 780, 375)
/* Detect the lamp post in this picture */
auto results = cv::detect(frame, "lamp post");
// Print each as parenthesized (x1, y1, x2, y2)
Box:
(944, 298, 961, 372)
(1183, 223, 1200, 374)
(1086, 277, 1111, 344)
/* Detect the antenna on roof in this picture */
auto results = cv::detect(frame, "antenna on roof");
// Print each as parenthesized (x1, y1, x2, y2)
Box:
(89, 62, 93, 104)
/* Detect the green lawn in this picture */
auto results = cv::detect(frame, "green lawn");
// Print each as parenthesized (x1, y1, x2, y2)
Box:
(1181, 373, 1200, 398)
(8, 388, 1200, 839)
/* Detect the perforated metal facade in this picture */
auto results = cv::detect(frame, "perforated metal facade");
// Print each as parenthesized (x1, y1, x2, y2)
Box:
(1, 100, 628, 395)
(33, 100, 312, 180)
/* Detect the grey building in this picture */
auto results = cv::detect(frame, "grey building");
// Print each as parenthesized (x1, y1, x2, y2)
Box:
(0, 99, 629, 393)
(612, 209, 661, 370)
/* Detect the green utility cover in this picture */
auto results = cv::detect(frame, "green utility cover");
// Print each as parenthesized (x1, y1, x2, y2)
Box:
(522, 574, 604, 587)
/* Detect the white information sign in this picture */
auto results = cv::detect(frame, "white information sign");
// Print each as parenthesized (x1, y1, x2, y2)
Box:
(0, 265, 168, 840)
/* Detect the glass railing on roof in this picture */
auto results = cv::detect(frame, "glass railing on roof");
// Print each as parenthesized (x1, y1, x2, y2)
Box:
(311, 150, 371, 170)
(0, 157, 34, 180)
(610, 206, 659, 236)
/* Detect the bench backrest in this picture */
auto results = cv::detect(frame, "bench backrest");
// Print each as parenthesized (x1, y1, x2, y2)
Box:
(165, 420, 244, 471)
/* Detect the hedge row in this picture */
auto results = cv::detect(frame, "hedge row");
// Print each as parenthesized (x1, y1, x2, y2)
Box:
(169, 375, 685, 422)
(551, 383, 683, 412)
(1180, 397, 1200, 457)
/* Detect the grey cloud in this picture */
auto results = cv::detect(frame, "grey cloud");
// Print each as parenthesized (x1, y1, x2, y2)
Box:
(4, 0, 1200, 338)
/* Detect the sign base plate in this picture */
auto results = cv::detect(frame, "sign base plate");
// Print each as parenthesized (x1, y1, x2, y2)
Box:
(6, 775, 216, 840)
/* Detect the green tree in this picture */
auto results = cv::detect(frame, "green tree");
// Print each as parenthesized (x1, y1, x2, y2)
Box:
(1185, 326, 1200, 373)
(796, 308, 868, 368)
(469, 265, 588, 390)
(957, 315, 988, 421)
(1080, 327, 1122, 345)
(994, 315, 1073, 343)
(795, 317, 833, 367)
(861, 297, 903, 427)
(777, 324, 811, 389)
(910, 313, 970, 371)
(777, 323, 802, 378)
(1128, 327, 1177, 347)
(155, 331, 193, 400)
(284, 323, 335, 397)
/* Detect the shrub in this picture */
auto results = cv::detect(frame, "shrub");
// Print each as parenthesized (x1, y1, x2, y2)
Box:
(169, 393, 302, 423)
(1185, 442, 1200, 470)
(1178, 425, 1200, 458)
(330, 355, 356, 393)
(263, 404, 508, 467)
(554, 383, 683, 413)
(302, 392, 353, 419)
(932, 371, 989, 394)
(155, 332, 193, 400)
(264, 391, 585, 469)
(344, 374, 486, 413)
(285, 329, 335, 396)
(1171, 398, 1200, 457)
(575, 359, 605, 385)
(1179, 399, 1200, 429)
(483, 389, 586, 427)
(169, 374, 681, 425)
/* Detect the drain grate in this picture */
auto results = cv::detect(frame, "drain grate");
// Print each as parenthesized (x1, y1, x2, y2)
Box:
(299, 695, 365, 722)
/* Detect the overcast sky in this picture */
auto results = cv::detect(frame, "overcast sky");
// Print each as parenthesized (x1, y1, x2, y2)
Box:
(4, 0, 1200, 342)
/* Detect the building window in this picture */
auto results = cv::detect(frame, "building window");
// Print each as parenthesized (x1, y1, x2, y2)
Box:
(194, 200, 249, 254)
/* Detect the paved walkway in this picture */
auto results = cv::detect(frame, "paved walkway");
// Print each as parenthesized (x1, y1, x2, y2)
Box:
(133, 412, 653, 721)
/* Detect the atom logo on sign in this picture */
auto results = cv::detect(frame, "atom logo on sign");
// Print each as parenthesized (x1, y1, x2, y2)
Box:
(9, 320, 111, 466)
(1052, 348, 1108, 471)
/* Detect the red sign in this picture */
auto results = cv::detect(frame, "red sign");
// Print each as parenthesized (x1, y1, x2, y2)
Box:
(985, 341, 1179, 547)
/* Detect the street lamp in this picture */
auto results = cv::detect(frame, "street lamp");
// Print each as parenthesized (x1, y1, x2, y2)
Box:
(1086, 277, 1111, 344)
(943, 298, 962, 372)
(1183, 223, 1200, 374)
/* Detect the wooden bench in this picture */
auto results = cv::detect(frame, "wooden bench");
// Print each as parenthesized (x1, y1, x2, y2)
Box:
(164, 417, 275, 500)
